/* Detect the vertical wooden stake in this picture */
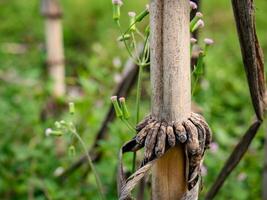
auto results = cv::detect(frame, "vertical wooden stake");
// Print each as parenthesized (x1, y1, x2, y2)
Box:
(150, 0, 191, 199)
(41, 0, 65, 97)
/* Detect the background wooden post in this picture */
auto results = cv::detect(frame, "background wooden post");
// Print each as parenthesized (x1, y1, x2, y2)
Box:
(41, 0, 65, 97)
(150, 0, 191, 199)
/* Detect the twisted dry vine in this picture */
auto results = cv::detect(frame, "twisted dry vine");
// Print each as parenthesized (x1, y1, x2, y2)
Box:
(118, 112, 212, 199)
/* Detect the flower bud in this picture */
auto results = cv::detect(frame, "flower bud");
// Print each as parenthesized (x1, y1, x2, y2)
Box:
(45, 128, 53, 137)
(128, 11, 136, 32)
(204, 38, 214, 55)
(117, 34, 131, 42)
(112, 0, 123, 21)
(111, 96, 123, 118)
(112, 0, 123, 5)
(204, 38, 214, 45)
(53, 167, 64, 177)
(68, 145, 76, 156)
(196, 12, 203, 18)
(191, 19, 204, 32)
(190, 12, 203, 31)
(60, 120, 67, 125)
(136, 6, 149, 22)
(69, 102, 75, 115)
(55, 121, 61, 129)
(190, 1, 197, 10)
(119, 97, 130, 119)
(45, 128, 63, 137)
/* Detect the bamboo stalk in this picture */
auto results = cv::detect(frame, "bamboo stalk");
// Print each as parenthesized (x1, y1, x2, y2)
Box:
(150, 0, 191, 199)
(41, 0, 65, 97)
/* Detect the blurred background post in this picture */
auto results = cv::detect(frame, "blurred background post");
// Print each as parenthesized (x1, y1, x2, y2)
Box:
(41, 0, 65, 97)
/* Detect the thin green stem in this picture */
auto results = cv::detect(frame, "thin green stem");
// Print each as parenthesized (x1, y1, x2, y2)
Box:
(131, 35, 150, 172)
(136, 28, 145, 40)
(131, 65, 143, 172)
(144, 41, 150, 63)
(72, 127, 106, 200)
(121, 118, 135, 133)
(116, 20, 150, 66)
(135, 36, 149, 124)
(131, 32, 141, 63)
(142, 62, 150, 66)
(135, 65, 144, 125)
(192, 75, 199, 95)
(117, 21, 140, 65)
(123, 12, 147, 37)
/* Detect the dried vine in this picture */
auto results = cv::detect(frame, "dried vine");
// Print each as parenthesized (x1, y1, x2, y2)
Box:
(118, 112, 212, 199)
(206, 0, 266, 199)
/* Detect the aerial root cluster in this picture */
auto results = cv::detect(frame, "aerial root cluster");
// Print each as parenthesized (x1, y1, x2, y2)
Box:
(122, 112, 212, 189)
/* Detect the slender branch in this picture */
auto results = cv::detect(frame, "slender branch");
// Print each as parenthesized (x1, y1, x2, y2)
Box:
(205, 120, 262, 200)
(205, 1, 266, 198)
(231, 0, 266, 120)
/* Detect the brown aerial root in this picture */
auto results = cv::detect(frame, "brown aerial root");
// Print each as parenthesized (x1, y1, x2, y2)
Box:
(121, 112, 212, 190)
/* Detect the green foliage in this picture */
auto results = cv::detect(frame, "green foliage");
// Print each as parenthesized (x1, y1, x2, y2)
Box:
(46, 102, 106, 200)
(0, 0, 266, 199)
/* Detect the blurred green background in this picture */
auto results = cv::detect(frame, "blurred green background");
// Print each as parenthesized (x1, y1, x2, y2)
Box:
(0, 0, 266, 199)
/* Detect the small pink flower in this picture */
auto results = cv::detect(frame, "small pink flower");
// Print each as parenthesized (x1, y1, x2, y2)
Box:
(190, 1, 197, 10)
(196, 12, 203, 18)
(112, 0, 123, 6)
(204, 38, 214, 45)
(237, 172, 247, 181)
(119, 97, 125, 102)
(110, 96, 118, 102)
(210, 142, 218, 154)
(191, 19, 204, 32)
(196, 19, 205, 28)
